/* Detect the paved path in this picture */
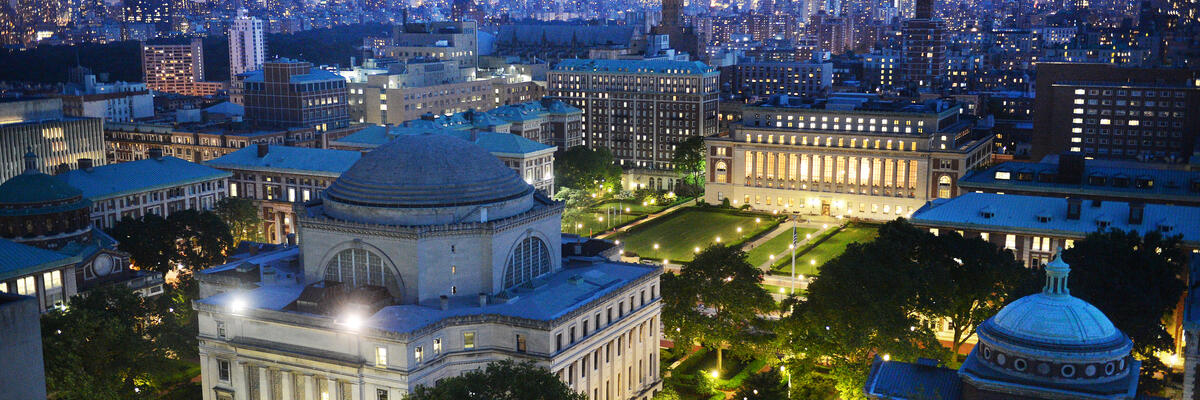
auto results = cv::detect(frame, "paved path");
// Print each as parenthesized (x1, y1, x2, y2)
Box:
(751, 222, 835, 272)
(595, 199, 696, 239)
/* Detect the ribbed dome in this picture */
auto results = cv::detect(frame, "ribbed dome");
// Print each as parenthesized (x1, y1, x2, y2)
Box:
(325, 134, 531, 208)
(987, 293, 1122, 347)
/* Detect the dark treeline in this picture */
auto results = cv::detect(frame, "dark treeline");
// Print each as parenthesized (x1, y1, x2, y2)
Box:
(0, 23, 388, 84)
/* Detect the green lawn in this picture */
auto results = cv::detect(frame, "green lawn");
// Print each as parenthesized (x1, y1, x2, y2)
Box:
(612, 208, 778, 263)
(743, 227, 818, 267)
(761, 283, 803, 296)
(771, 224, 880, 276)
(562, 198, 673, 237)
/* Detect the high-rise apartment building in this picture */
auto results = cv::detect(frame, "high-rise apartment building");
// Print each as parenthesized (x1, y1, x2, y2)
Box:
(548, 59, 719, 170)
(807, 13, 854, 55)
(727, 61, 833, 100)
(900, 0, 946, 89)
(228, 9, 265, 78)
(242, 59, 349, 132)
(387, 21, 478, 69)
(703, 94, 993, 220)
(0, 98, 106, 182)
(1032, 63, 1200, 162)
(142, 38, 217, 96)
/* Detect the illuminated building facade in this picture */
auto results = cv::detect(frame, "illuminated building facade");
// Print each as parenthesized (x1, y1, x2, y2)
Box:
(704, 94, 993, 221)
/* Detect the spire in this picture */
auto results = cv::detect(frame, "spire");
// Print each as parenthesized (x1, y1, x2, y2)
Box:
(22, 147, 39, 175)
(1043, 249, 1071, 296)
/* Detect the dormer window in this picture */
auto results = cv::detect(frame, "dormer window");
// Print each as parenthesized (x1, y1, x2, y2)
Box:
(1036, 210, 1052, 223)
(1112, 175, 1129, 187)
(994, 170, 1011, 180)
(979, 205, 995, 219)
(1135, 176, 1153, 189)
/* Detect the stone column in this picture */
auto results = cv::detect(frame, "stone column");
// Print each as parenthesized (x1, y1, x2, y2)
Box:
(258, 366, 270, 400)
(304, 374, 317, 400)
(326, 377, 339, 400)
(234, 362, 250, 400)
(279, 371, 293, 399)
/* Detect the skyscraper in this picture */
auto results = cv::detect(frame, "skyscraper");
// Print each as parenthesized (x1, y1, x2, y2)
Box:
(228, 8, 265, 78)
(142, 38, 223, 96)
(900, 0, 946, 89)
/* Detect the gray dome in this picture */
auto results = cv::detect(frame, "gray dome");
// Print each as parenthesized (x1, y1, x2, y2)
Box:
(321, 134, 535, 225)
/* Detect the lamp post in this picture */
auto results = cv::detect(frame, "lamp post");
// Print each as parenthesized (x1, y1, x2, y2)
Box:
(790, 215, 798, 295)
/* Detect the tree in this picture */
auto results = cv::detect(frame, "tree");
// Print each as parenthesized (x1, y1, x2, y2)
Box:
(42, 285, 167, 399)
(663, 245, 774, 371)
(917, 230, 1037, 359)
(215, 197, 264, 244)
(733, 368, 789, 400)
(151, 273, 201, 359)
(110, 213, 176, 274)
(555, 146, 622, 194)
(169, 210, 235, 271)
(1064, 229, 1187, 392)
(671, 135, 706, 195)
(404, 360, 587, 400)
(779, 221, 943, 399)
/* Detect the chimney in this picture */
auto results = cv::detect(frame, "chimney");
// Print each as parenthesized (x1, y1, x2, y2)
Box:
(77, 158, 94, 172)
(1129, 202, 1144, 225)
(440, 295, 449, 310)
(148, 148, 163, 160)
(478, 292, 488, 307)
(257, 143, 269, 158)
(1066, 198, 1081, 220)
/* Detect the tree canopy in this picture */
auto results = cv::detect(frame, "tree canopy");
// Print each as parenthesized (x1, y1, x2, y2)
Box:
(779, 220, 1033, 398)
(403, 360, 586, 400)
(662, 244, 774, 370)
(671, 136, 706, 196)
(42, 286, 168, 399)
(1064, 229, 1187, 391)
(109, 210, 234, 274)
(215, 197, 264, 245)
(555, 146, 622, 194)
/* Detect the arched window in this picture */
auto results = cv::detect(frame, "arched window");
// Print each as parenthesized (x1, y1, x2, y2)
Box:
(324, 248, 402, 296)
(715, 161, 728, 183)
(503, 236, 552, 290)
(937, 175, 953, 199)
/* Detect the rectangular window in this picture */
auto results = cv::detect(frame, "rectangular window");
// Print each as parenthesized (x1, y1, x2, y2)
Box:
(1005, 234, 1017, 250)
(42, 270, 62, 290)
(570, 327, 576, 343)
(463, 332, 476, 349)
(216, 321, 226, 339)
(16, 276, 34, 295)
(433, 338, 442, 354)
(517, 334, 527, 353)
(556, 333, 563, 352)
(376, 389, 389, 400)
(217, 359, 231, 382)
(413, 347, 422, 364)
(376, 346, 388, 367)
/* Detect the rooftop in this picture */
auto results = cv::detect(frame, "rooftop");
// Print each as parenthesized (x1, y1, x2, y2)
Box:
(864, 357, 962, 400)
(205, 145, 362, 177)
(553, 59, 716, 75)
(0, 237, 77, 281)
(198, 257, 659, 334)
(57, 156, 231, 200)
(959, 157, 1200, 203)
(751, 93, 959, 115)
(910, 193, 1200, 247)
(334, 123, 554, 157)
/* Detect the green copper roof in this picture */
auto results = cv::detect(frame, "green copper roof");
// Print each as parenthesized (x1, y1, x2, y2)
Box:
(0, 172, 83, 205)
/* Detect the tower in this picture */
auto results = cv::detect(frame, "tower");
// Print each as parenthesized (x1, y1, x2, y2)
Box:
(900, 0, 946, 89)
(228, 8, 265, 77)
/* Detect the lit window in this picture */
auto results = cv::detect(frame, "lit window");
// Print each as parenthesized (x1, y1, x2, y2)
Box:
(463, 332, 476, 349)
(375, 346, 388, 367)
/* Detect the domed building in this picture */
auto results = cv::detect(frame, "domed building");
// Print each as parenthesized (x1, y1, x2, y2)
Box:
(0, 150, 140, 311)
(195, 134, 664, 400)
(864, 253, 1143, 400)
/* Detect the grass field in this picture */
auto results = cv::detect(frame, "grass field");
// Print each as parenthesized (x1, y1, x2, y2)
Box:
(770, 224, 880, 276)
(612, 207, 779, 263)
(743, 227, 819, 267)
(562, 199, 673, 237)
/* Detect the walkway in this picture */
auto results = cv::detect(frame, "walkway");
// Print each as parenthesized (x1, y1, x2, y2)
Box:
(595, 199, 696, 239)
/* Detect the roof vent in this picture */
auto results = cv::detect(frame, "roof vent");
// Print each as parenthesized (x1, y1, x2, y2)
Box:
(979, 205, 995, 219)
(1095, 214, 1112, 229)
(1158, 219, 1175, 233)
(1036, 209, 1052, 223)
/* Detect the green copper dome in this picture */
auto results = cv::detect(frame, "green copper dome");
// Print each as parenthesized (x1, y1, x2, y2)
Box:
(0, 150, 85, 206)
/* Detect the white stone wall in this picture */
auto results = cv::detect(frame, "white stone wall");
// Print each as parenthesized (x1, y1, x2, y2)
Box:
(195, 272, 662, 400)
